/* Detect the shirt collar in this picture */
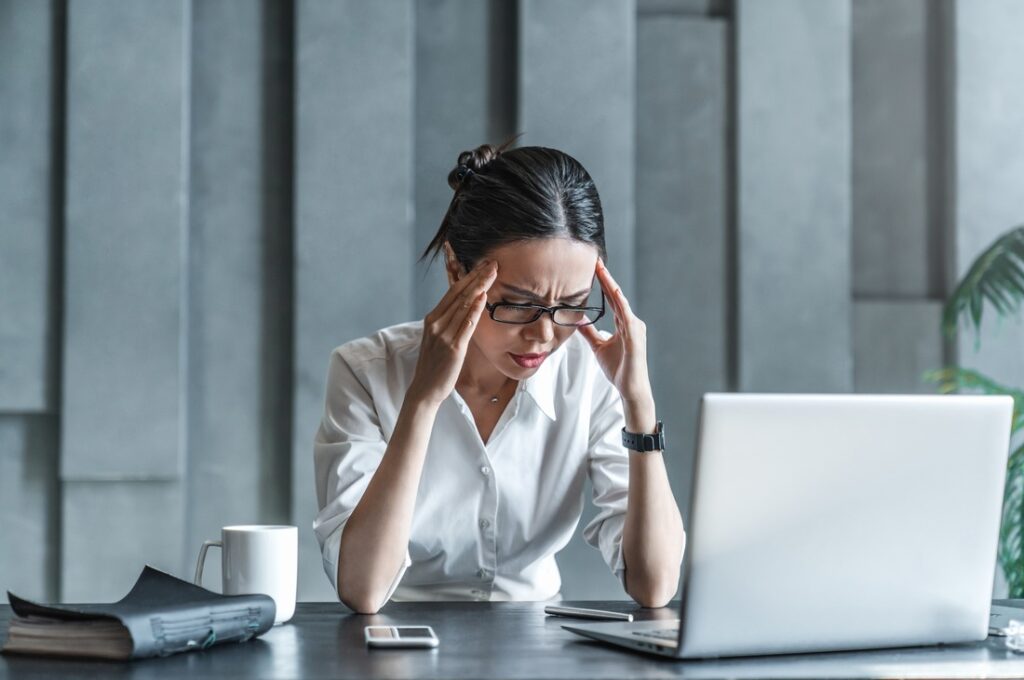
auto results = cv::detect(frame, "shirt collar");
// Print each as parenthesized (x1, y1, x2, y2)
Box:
(520, 347, 559, 421)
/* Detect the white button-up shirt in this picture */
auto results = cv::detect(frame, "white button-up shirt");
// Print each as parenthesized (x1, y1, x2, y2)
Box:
(313, 321, 629, 603)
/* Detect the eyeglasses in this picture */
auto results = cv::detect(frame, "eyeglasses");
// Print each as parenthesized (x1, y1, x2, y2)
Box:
(484, 291, 605, 327)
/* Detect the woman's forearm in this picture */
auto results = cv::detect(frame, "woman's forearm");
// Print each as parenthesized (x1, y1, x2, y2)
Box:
(336, 390, 439, 613)
(620, 397, 685, 608)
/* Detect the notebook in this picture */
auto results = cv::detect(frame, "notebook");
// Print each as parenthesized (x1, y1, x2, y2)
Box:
(2, 565, 276, 660)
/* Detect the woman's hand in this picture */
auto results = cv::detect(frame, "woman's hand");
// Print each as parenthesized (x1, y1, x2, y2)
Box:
(579, 259, 655, 416)
(408, 260, 498, 408)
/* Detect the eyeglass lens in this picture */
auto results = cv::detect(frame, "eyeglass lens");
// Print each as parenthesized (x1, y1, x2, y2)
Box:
(491, 305, 602, 326)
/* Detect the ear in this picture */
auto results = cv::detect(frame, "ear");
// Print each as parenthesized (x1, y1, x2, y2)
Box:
(443, 242, 464, 286)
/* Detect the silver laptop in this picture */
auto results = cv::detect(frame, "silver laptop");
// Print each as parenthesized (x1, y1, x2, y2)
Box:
(564, 393, 1014, 659)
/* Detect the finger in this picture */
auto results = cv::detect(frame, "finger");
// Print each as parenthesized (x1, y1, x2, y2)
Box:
(430, 267, 480, 322)
(594, 260, 622, 312)
(438, 263, 497, 329)
(578, 323, 605, 351)
(595, 260, 629, 320)
(435, 260, 495, 320)
(453, 290, 488, 346)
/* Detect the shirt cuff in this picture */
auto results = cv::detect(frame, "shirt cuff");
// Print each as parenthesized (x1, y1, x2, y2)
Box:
(612, 542, 628, 589)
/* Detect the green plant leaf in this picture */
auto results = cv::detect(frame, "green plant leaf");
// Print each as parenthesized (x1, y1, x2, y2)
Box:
(943, 226, 1024, 336)
(1001, 442, 1024, 596)
(922, 367, 1024, 434)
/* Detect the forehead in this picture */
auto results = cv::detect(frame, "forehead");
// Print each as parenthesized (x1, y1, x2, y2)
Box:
(489, 238, 599, 297)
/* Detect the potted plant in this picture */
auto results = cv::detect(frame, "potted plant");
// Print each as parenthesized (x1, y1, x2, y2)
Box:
(926, 225, 1024, 595)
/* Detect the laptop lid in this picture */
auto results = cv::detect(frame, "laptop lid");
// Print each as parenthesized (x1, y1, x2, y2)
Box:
(676, 393, 1013, 658)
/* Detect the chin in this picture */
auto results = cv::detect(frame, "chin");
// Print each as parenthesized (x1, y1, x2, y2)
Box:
(497, 361, 530, 379)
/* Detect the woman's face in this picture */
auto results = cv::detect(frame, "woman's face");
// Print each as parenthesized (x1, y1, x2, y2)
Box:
(449, 238, 601, 380)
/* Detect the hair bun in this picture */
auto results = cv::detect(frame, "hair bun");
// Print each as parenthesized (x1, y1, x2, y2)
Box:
(447, 143, 503, 191)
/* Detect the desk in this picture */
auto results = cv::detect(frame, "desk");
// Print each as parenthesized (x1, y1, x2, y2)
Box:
(4, 600, 1024, 679)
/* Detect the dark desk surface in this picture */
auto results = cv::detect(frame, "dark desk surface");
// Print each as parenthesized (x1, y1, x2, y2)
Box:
(5, 600, 1024, 680)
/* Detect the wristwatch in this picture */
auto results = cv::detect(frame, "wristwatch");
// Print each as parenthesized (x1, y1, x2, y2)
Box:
(621, 421, 665, 452)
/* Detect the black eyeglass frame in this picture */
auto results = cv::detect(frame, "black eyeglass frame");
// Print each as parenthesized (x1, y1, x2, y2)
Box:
(484, 291, 606, 327)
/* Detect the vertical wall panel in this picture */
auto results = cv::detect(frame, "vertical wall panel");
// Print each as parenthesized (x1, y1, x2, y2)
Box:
(852, 0, 934, 299)
(413, 0, 515, 318)
(518, 0, 637, 300)
(0, 418, 59, 601)
(60, 0, 189, 598)
(186, 0, 293, 591)
(294, 0, 414, 601)
(61, 482, 183, 601)
(0, 0, 57, 412)
(636, 16, 728, 520)
(853, 301, 943, 394)
(62, 0, 189, 479)
(518, 0, 637, 600)
(952, 0, 1024, 393)
(736, 0, 852, 392)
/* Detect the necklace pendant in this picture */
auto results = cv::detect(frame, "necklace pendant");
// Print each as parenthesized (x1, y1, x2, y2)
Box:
(490, 396, 499, 404)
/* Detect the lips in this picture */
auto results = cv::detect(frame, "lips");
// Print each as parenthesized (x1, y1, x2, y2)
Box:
(509, 352, 549, 369)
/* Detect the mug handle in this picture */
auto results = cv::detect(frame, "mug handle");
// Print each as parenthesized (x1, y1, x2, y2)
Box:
(194, 539, 222, 586)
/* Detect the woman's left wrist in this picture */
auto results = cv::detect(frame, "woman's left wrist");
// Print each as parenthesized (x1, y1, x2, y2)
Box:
(622, 392, 657, 434)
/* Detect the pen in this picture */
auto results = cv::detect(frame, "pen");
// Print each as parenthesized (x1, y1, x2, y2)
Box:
(544, 605, 634, 622)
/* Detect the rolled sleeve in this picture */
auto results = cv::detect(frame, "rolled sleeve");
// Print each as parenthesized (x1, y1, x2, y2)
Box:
(312, 348, 411, 604)
(581, 367, 630, 588)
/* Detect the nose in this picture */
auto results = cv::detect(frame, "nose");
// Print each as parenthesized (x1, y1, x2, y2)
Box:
(523, 312, 556, 344)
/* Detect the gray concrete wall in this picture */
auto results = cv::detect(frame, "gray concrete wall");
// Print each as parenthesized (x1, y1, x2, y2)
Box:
(736, 0, 853, 393)
(632, 11, 729, 598)
(292, 0, 415, 601)
(1, 0, 1004, 603)
(952, 0, 1024, 393)
(60, 0, 189, 600)
(0, 0, 58, 414)
(186, 0, 294, 597)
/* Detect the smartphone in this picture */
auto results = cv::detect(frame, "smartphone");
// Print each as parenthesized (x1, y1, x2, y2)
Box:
(544, 605, 634, 622)
(364, 625, 440, 648)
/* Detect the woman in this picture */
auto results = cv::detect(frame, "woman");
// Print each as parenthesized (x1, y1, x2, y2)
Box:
(313, 141, 685, 614)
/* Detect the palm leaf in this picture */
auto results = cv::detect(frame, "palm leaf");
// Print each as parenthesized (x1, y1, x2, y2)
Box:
(925, 367, 1024, 592)
(924, 367, 1024, 433)
(942, 226, 1024, 338)
(1000, 442, 1024, 597)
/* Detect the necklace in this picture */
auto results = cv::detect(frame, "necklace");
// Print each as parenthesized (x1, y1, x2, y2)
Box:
(488, 378, 516, 404)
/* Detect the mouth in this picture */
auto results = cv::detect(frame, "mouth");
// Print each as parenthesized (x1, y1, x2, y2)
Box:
(508, 352, 549, 369)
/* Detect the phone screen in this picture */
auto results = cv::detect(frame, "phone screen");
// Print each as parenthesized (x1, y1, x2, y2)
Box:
(396, 627, 434, 638)
(365, 625, 438, 642)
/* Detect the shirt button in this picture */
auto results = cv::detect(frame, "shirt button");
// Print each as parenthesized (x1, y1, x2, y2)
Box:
(478, 568, 490, 580)
(479, 518, 490, 529)
(480, 466, 490, 476)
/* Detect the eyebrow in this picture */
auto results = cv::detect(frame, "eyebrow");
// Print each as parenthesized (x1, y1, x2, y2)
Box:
(499, 283, 592, 304)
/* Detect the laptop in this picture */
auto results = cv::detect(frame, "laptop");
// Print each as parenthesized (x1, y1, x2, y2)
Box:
(564, 393, 1014, 659)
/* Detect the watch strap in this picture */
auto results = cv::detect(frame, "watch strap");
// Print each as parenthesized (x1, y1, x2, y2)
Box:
(621, 421, 665, 452)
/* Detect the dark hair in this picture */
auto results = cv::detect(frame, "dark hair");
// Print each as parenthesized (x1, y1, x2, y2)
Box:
(421, 137, 607, 271)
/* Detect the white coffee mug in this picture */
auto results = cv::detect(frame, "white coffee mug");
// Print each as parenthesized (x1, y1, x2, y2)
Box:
(194, 525, 297, 625)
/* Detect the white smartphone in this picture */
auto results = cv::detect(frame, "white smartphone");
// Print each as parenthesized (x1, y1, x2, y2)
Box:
(364, 625, 440, 648)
